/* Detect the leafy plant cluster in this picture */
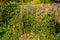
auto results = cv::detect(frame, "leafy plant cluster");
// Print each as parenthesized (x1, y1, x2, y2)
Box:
(0, 2, 22, 40)
(0, 0, 57, 4)
(0, 2, 60, 40)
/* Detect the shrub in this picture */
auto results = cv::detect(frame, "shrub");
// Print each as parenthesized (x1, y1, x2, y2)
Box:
(0, 2, 22, 40)
(55, 33, 60, 40)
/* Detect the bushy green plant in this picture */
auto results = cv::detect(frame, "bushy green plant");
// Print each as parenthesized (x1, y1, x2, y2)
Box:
(0, 2, 22, 40)
(55, 33, 60, 40)
(49, 34, 55, 40)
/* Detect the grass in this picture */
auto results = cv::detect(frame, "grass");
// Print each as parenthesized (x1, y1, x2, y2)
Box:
(19, 3, 60, 40)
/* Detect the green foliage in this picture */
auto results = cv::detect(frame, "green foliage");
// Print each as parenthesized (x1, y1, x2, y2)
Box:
(31, 0, 41, 4)
(44, 0, 51, 3)
(20, 5, 55, 39)
(0, 3, 60, 40)
(55, 33, 60, 40)
(1, 0, 32, 4)
(31, 0, 52, 4)
(1, 0, 53, 4)
(49, 34, 55, 40)
(0, 2, 22, 40)
(20, 4, 60, 40)
(3, 0, 20, 2)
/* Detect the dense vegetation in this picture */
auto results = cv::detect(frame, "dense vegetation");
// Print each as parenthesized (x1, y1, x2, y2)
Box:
(0, 2, 22, 40)
(0, 0, 59, 4)
(0, 0, 60, 40)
